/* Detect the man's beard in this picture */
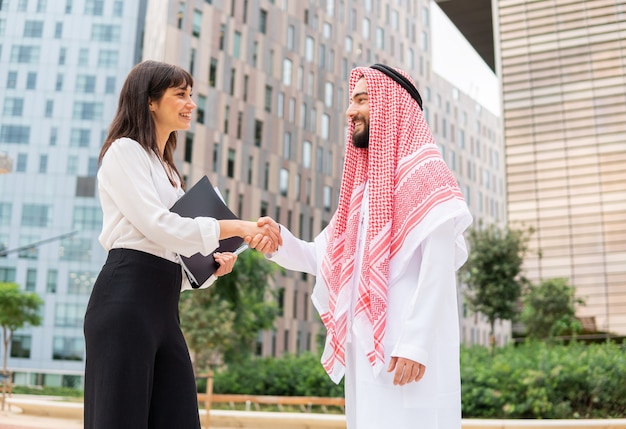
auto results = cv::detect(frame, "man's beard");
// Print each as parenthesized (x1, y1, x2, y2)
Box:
(351, 123, 369, 148)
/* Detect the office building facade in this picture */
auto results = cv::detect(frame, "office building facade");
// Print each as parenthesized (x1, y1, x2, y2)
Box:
(495, 0, 626, 335)
(0, 0, 505, 387)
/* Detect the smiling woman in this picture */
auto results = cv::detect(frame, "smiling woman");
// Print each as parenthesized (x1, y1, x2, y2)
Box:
(83, 60, 281, 429)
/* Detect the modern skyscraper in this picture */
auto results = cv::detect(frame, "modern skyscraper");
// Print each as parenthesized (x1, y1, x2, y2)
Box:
(0, 0, 505, 388)
(495, 0, 626, 335)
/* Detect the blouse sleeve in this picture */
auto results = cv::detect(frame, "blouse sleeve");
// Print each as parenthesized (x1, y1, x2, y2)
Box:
(98, 138, 220, 257)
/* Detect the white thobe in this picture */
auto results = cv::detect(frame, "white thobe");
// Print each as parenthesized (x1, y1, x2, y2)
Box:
(269, 187, 463, 429)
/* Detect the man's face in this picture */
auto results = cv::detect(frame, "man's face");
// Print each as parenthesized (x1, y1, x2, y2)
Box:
(346, 78, 370, 149)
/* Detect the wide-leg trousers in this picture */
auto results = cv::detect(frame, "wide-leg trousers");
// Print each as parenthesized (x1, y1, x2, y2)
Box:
(83, 248, 201, 429)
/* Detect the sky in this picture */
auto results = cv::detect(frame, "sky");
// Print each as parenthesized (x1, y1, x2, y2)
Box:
(430, 1, 501, 116)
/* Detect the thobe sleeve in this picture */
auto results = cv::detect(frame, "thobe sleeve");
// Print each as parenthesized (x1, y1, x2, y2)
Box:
(390, 219, 456, 367)
(266, 225, 318, 275)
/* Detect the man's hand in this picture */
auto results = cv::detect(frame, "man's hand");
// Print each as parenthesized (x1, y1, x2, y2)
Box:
(387, 356, 426, 386)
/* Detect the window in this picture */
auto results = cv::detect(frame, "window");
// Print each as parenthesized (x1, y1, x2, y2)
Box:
(264, 85, 272, 112)
(73, 102, 103, 120)
(84, 0, 104, 15)
(0, 125, 30, 144)
(67, 155, 78, 175)
(10, 335, 31, 358)
(321, 114, 330, 140)
(21, 204, 50, 227)
(282, 58, 292, 86)
(192, 9, 202, 37)
(0, 268, 16, 282)
(53, 337, 84, 361)
(0, 203, 11, 225)
(305, 37, 314, 62)
(236, 111, 243, 139)
(323, 186, 332, 211)
(282, 132, 291, 159)
(91, 25, 120, 42)
(55, 74, 64, 91)
(300, 102, 307, 128)
(46, 269, 58, 293)
(78, 48, 89, 66)
(254, 120, 263, 147)
(10, 46, 40, 64)
(6, 71, 17, 88)
(287, 25, 294, 50)
(183, 132, 193, 163)
(3, 98, 24, 116)
(233, 31, 241, 58)
(24, 21, 44, 38)
(19, 235, 39, 259)
(229, 67, 235, 95)
(58, 47, 67, 65)
(55, 303, 85, 327)
(259, 9, 267, 34)
(277, 92, 284, 118)
(212, 143, 219, 172)
(113, 0, 123, 16)
(76, 75, 96, 93)
(60, 237, 93, 262)
(15, 153, 27, 172)
(67, 271, 98, 294)
(49, 127, 58, 146)
(73, 206, 102, 230)
(302, 141, 312, 168)
(223, 105, 229, 133)
(376, 27, 384, 49)
(54, 22, 63, 38)
(209, 58, 217, 87)
(26, 269, 37, 291)
(279, 168, 289, 196)
(39, 154, 48, 173)
(363, 18, 370, 39)
(219, 24, 226, 50)
(324, 82, 333, 107)
(105, 76, 115, 94)
(263, 162, 269, 190)
(97, 50, 118, 67)
(227, 148, 236, 178)
(196, 95, 206, 124)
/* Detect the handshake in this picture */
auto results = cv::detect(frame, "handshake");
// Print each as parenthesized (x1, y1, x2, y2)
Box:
(242, 216, 282, 255)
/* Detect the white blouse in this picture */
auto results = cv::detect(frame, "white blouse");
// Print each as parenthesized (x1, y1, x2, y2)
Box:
(97, 137, 220, 290)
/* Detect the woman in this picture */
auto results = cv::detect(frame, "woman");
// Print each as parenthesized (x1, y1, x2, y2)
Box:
(83, 60, 280, 429)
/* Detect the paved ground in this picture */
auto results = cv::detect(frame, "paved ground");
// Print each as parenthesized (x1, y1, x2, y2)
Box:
(0, 409, 82, 429)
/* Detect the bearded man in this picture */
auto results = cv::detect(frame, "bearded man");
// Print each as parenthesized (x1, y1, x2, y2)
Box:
(254, 64, 472, 428)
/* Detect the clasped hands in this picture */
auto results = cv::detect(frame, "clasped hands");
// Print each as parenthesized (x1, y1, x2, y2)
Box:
(243, 216, 282, 254)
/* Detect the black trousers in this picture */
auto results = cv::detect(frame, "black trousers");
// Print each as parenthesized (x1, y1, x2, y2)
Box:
(84, 248, 201, 429)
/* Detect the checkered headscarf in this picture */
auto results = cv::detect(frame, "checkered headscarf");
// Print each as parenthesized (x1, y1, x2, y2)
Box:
(315, 66, 471, 382)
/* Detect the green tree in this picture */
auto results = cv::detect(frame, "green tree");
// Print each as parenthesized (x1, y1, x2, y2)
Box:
(180, 250, 281, 369)
(0, 282, 43, 410)
(460, 223, 533, 350)
(520, 277, 584, 340)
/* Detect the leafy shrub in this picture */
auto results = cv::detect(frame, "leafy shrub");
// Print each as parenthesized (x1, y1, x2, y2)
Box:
(211, 352, 344, 398)
(461, 341, 626, 418)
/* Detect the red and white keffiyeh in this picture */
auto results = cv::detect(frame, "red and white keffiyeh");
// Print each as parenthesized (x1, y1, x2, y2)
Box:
(316, 66, 470, 382)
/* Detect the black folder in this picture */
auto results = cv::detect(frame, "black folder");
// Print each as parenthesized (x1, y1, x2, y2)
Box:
(170, 175, 247, 288)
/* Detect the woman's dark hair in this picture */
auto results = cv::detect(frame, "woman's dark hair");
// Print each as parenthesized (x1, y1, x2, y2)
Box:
(99, 60, 194, 186)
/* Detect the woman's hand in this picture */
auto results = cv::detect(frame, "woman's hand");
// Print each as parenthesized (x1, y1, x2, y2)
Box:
(213, 252, 237, 277)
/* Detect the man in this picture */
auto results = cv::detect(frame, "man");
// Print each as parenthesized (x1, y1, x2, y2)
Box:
(256, 64, 472, 428)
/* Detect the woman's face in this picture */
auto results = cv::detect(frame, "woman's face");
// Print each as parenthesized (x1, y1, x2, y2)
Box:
(149, 84, 196, 137)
